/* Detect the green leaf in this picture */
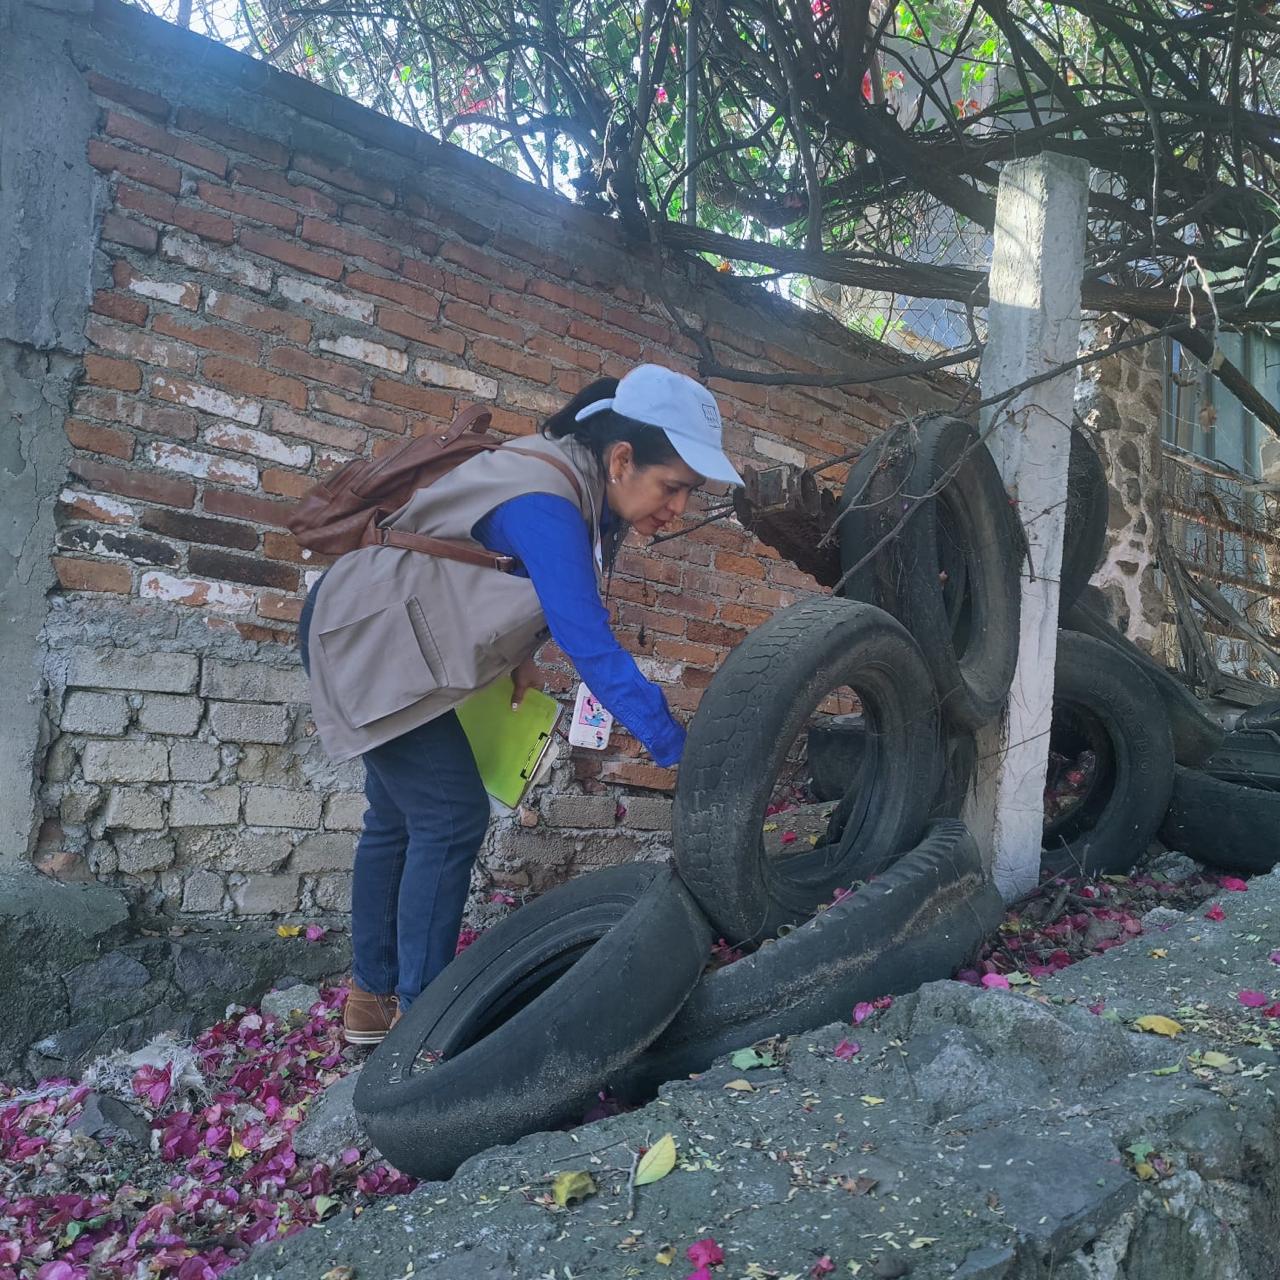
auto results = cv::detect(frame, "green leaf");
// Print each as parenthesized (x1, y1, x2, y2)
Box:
(313, 1194, 340, 1219)
(1127, 1140, 1155, 1162)
(634, 1133, 678, 1186)
(1151, 1063, 1182, 1076)
(730, 1048, 777, 1070)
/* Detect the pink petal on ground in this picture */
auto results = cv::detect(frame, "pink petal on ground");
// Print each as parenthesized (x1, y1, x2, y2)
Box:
(686, 1238, 725, 1268)
(1219, 876, 1248, 892)
(1269, 951, 1280, 966)
(1205, 903, 1226, 921)
(810, 1258, 836, 1278)
(686, 1269, 713, 1280)
(1238, 990, 1270, 1008)
(852, 1001, 874, 1024)
(1264, 1003, 1280, 1018)
(780, 831, 798, 845)
(304, 924, 327, 942)
(981, 973, 1011, 989)
(833, 1039, 860, 1061)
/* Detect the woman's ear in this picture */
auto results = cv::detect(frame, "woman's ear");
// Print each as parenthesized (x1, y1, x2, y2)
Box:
(606, 440, 635, 484)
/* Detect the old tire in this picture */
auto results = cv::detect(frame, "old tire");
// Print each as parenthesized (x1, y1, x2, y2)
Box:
(1059, 594, 1223, 767)
(1159, 768, 1280, 874)
(354, 863, 711, 1180)
(625, 822, 1002, 1091)
(1201, 728, 1280, 793)
(1041, 632, 1175, 878)
(1236, 699, 1280, 733)
(1061, 426, 1108, 610)
(836, 414, 1022, 730)
(674, 598, 942, 944)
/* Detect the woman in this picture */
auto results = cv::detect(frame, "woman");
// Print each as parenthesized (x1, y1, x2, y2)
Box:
(300, 364, 743, 1045)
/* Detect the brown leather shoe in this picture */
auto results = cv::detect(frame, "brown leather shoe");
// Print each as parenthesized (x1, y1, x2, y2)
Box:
(343, 983, 398, 1046)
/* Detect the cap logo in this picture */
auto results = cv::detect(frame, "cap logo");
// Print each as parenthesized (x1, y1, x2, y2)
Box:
(700, 402, 721, 431)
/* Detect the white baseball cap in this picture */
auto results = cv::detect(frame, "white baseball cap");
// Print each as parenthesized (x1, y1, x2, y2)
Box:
(574, 364, 744, 486)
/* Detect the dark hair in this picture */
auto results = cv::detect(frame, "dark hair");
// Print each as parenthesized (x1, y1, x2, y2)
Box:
(540, 378, 681, 470)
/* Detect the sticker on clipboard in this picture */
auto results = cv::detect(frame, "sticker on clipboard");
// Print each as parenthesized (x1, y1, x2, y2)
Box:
(568, 683, 613, 750)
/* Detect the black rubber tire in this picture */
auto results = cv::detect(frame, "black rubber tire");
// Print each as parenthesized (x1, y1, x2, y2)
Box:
(673, 598, 942, 945)
(1159, 767, 1280, 874)
(837, 414, 1022, 731)
(1236, 698, 1280, 733)
(1059, 595, 1224, 766)
(1060, 426, 1109, 611)
(807, 715, 867, 802)
(1041, 631, 1175, 878)
(354, 863, 711, 1180)
(1199, 728, 1280, 793)
(623, 821, 1002, 1092)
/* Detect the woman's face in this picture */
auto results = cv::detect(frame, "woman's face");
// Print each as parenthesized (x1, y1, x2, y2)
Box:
(604, 441, 704, 537)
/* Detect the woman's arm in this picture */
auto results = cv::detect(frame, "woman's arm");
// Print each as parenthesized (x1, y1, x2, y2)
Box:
(473, 493, 686, 767)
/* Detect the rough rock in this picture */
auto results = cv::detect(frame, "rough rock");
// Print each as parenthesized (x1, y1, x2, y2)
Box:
(68, 1091, 153, 1147)
(260, 983, 321, 1024)
(290, 1072, 367, 1159)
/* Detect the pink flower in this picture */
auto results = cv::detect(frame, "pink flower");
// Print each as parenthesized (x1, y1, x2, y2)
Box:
(1205, 903, 1226, 921)
(1088, 1001, 1106, 1014)
(687, 1238, 724, 1268)
(1238, 990, 1269, 1007)
(489, 891, 517, 906)
(981, 973, 1011, 989)
(833, 1039, 860, 1060)
(1219, 876, 1248, 892)
(780, 831, 798, 845)
(1270, 950, 1280, 966)
(1264, 1003, 1280, 1018)
(655, 86, 669, 104)
(811, 1259, 836, 1278)
(304, 924, 327, 942)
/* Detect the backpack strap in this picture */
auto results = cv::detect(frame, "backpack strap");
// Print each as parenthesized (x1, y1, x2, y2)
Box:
(364, 525, 517, 572)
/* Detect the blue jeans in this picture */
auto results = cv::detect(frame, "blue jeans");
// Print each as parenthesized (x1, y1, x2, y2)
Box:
(301, 577, 490, 1008)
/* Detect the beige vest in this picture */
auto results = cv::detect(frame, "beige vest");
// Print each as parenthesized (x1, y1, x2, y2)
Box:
(307, 433, 605, 762)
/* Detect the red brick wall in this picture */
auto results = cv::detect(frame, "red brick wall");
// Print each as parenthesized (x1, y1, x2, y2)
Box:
(36, 1, 955, 913)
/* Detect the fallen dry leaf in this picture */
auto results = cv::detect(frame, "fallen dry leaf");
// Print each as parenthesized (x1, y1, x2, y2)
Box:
(1134, 1014, 1184, 1038)
(723, 1078, 755, 1092)
(635, 1133, 677, 1186)
(551, 1170, 597, 1207)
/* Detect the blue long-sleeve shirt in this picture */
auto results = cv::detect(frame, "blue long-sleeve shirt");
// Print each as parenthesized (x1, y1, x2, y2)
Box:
(472, 493, 686, 767)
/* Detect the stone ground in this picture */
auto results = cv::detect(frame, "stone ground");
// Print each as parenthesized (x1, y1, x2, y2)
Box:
(239, 871, 1280, 1280)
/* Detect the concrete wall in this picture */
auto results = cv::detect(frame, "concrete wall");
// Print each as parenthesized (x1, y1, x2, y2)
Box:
(3, 0, 954, 919)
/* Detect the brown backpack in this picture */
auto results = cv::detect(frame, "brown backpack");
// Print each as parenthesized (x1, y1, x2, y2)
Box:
(287, 404, 582, 572)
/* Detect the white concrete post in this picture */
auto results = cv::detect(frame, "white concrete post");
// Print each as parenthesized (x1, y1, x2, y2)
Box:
(963, 153, 1090, 899)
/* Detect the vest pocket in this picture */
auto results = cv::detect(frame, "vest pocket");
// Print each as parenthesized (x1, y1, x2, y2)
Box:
(318, 601, 446, 728)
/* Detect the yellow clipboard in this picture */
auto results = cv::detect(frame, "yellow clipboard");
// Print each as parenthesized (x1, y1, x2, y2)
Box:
(456, 674, 561, 808)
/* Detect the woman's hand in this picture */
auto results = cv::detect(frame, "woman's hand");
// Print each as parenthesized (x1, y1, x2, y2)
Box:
(511, 657, 542, 709)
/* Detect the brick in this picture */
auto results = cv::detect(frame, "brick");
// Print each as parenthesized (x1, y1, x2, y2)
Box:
(140, 571, 257, 613)
(67, 458, 192, 510)
(88, 139, 181, 194)
(504, 382, 560, 417)
(195, 180, 298, 232)
(257, 592, 303, 623)
(202, 423, 310, 468)
(151, 374, 262, 424)
(713, 550, 766, 580)
(232, 163, 338, 215)
(482, 407, 535, 437)
(543, 794, 616, 829)
(201, 658, 308, 703)
(204, 290, 311, 343)
(151, 313, 261, 360)
(65, 418, 134, 460)
(147, 441, 258, 487)
(201, 355, 307, 410)
(261, 469, 311, 499)
(114, 833, 177, 873)
(568, 318, 642, 360)
(170, 785, 241, 826)
(527, 278, 604, 320)
(622, 796, 672, 831)
(137, 694, 203, 736)
(439, 239, 527, 291)
(68, 648, 198, 696)
(269, 406, 364, 452)
(102, 788, 165, 831)
(369, 379, 453, 417)
(243, 786, 321, 828)
(91, 290, 148, 327)
(83, 353, 141, 392)
(652, 637, 720, 666)
(85, 72, 169, 119)
(377, 308, 465, 356)
(598, 760, 676, 792)
(489, 290, 571, 337)
(239, 227, 342, 281)
(169, 740, 220, 782)
(208, 700, 291, 744)
(61, 690, 131, 736)
(188, 547, 297, 591)
(300, 216, 400, 270)
(52, 557, 131, 593)
(103, 110, 227, 177)
(275, 275, 374, 323)
(85, 318, 197, 373)
(292, 153, 394, 204)
(58, 487, 137, 526)
(202, 487, 291, 528)
(160, 232, 272, 292)
(232, 873, 301, 915)
(528, 332, 602, 372)
(82, 739, 170, 783)
(604, 305, 670, 345)
(318, 334, 407, 373)
(322, 792, 366, 831)
(176, 109, 289, 166)
(100, 211, 159, 253)
(267, 346, 366, 394)
(57, 525, 179, 567)
(291, 832, 354, 871)
(469, 338, 552, 384)
(342, 201, 440, 253)
(140, 507, 257, 551)
(441, 301, 520, 344)
(115, 184, 235, 244)
(312, 873, 353, 912)
(413, 358, 497, 398)
(432, 266, 489, 307)
(346, 269, 440, 316)
(720, 602, 772, 627)
(259, 531, 316, 567)
(182, 869, 227, 912)
(114, 263, 200, 309)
